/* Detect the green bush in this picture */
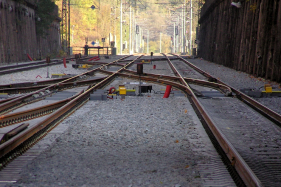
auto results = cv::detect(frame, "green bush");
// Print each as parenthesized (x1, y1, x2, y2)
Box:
(35, 0, 56, 37)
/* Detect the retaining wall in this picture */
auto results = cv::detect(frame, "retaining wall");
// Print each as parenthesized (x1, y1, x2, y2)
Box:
(0, 0, 60, 64)
(198, 0, 281, 82)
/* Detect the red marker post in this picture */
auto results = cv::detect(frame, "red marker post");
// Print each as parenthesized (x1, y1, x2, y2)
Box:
(63, 58, 67, 68)
(163, 85, 172, 98)
(27, 54, 33, 61)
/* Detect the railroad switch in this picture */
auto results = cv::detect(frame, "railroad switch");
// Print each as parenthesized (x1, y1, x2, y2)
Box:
(51, 74, 67, 78)
(115, 89, 136, 96)
(71, 64, 92, 69)
(80, 64, 92, 69)
(108, 87, 136, 96)
(108, 94, 117, 99)
(240, 84, 281, 98)
(141, 60, 150, 64)
(90, 89, 107, 101)
(72, 64, 79, 68)
(139, 85, 152, 93)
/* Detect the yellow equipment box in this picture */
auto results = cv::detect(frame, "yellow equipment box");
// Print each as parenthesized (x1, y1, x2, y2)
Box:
(264, 84, 272, 93)
(119, 85, 126, 95)
(81, 64, 89, 68)
(51, 74, 66, 78)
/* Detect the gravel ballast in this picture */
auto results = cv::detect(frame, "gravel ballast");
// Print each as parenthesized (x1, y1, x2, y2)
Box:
(6, 95, 235, 187)
(188, 58, 281, 114)
(1, 55, 280, 186)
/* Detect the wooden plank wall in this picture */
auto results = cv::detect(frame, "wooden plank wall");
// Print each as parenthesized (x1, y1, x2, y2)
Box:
(0, 0, 60, 64)
(198, 0, 281, 82)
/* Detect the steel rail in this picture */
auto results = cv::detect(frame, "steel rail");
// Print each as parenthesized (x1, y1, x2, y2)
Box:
(0, 60, 64, 76)
(0, 97, 20, 105)
(0, 91, 83, 128)
(60, 55, 132, 83)
(0, 56, 85, 75)
(98, 69, 192, 94)
(117, 57, 180, 63)
(0, 77, 106, 95)
(0, 54, 261, 187)
(100, 69, 232, 96)
(164, 54, 262, 187)
(90, 56, 144, 90)
(77, 61, 125, 67)
(0, 123, 29, 144)
(0, 59, 56, 71)
(0, 78, 70, 89)
(123, 69, 181, 81)
(174, 54, 281, 127)
(0, 56, 90, 74)
(0, 86, 48, 95)
(183, 78, 232, 96)
(0, 91, 90, 160)
(0, 56, 132, 115)
(0, 56, 142, 168)
(122, 69, 232, 96)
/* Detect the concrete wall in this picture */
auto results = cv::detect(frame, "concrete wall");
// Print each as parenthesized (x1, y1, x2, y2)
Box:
(198, 0, 281, 82)
(0, 0, 60, 64)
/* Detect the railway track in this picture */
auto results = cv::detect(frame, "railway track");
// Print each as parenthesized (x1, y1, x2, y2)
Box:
(168, 54, 281, 186)
(0, 55, 140, 171)
(0, 55, 132, 115)
(0, 55, 94, 76)
(0, 54, 280, 186)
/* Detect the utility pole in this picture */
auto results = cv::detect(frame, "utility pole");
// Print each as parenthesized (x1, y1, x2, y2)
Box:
(140, 28, 143, 53)
(160, 32, 162, 53)
(184, 0, 186, 53)
(190, 0, 193, 54)
(63, 0, 97, 55)
(136, 25, 138, 53)
(173, 22, 175, 53)
(68, 0, 70, 55)
(114, 2, 117, 47)
(147, 30, 149, 54)
(182, 7, 184, 53)
(132, 10, 134, 53)
(135, 26, 137, 53)
(135, 25, 137, 53)
(142, 34, 144, 53)
(139, 27, 141, 52)
(62, 0, 67, 53)
(129, 6, 132, 54)
(177, 16, 179, 53)
(120, 0, 123, 55)
(72, 25, 75, 44)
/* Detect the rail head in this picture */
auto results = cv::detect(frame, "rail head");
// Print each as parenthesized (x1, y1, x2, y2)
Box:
(173, 53, 281, 126)
(0, 55, 266, 186)
(190, 94, 263, 187)
(164, 53, 263, 186)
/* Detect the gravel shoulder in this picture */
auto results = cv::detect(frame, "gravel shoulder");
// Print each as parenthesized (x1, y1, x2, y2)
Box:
(188, 58, 281, 114)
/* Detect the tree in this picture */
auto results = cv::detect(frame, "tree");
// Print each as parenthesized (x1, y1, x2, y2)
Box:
(36, 0, 57, 37)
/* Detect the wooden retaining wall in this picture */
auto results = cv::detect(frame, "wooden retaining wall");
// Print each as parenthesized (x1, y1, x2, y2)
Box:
(0, 0, 60, 64)
(198, 0, 281, 82)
